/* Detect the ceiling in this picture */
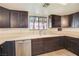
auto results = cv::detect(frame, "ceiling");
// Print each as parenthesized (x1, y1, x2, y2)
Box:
(0, 3, 79, 16)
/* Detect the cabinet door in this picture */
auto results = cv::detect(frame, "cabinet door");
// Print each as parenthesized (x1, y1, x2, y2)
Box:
(54, 16, 61, 27)
(43, 37, 63, 53)
(21, 12, 28, 28)
(43, 38, 54, 52)
(66, 40, 79, 55)
(68, 15, 73, 27)
(31, 39, 44, 56)
(0, 7, 10, 28)
(6, 41, 15, 56)
(64, 36, 79, 55)
(1, 41, 15, 56)
(73, 13, 79, 28)
(10, 11, 20, 28)
(0, 45, 2, 56)
(10, 10, 28, 28)
(69, 13, 79, 28)
(50, 15, 61, 27)
(1, 42, 8, 56)
(62, 36, 69, 48)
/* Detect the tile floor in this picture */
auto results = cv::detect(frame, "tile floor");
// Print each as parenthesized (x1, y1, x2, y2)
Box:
(38, 49, 77, 56)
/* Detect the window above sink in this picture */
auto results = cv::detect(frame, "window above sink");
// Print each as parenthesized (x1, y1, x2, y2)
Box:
(29, 16, 48, 30)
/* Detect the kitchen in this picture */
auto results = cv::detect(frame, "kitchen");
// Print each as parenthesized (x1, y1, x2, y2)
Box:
(0, 3, 79, 56)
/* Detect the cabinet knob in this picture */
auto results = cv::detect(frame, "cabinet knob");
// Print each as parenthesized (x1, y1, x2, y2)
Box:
(0, 46, 3, 48)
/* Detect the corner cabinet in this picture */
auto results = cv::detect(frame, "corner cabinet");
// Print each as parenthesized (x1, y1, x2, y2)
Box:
(0, 41, 15, 56)
(0, 7, 10, 28)
(49, 15, 61, 28)
(10, 10, 28, 28)
(64, 36, 79, 55)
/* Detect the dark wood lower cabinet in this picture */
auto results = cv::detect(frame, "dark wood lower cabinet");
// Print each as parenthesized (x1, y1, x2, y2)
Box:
(32, 36, 79, 56)
(31, 37, 63, 56)
(31, 39, 44, 56)
(64, 36, 79, 55)
(67, 41, 79, 55)
(43, 37, 63, 53)
(1, 36, 79, 56)
(0, 45, 2, 56)
(0, 41, 15, 56)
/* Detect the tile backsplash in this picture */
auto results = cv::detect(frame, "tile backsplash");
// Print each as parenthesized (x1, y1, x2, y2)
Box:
(0, 28, 79, 36)
(62, 28, 79, 32)
(0, 28, 58, 35)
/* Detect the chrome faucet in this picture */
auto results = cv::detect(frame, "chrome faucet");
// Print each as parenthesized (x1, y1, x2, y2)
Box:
(39, 29, 47, 35)
(39, 29, 42, 36)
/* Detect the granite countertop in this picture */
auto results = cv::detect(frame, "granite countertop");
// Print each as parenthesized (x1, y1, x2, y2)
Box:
(0, 31, 79, 44)
(0, 33, 61, 44)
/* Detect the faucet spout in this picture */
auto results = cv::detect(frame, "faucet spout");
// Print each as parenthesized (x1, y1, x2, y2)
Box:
(39, 29, 42, 36)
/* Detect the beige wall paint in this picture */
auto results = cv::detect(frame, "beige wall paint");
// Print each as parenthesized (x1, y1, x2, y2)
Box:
(61, 16, 69, 27)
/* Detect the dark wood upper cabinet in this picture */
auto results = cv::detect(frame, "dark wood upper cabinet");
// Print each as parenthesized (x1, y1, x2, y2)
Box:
(10, 10, 28, 28)
(49, 13, 79, 28)
(49, 15, 61, 28)
(68, 12, 79, 28)
(0, 6, 28, 28)
(0, 7, 10, 28)
(68, 14, 73, 27)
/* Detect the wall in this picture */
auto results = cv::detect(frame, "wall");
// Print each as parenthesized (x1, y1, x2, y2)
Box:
(0, 28, 58, 36)
(0, 28, 79, 36)
(61, 16, 69, 27)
